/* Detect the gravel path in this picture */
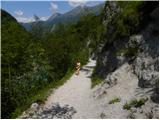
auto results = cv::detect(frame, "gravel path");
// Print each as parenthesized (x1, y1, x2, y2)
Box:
(44, 59, 139, 119)
(45, 59, 103, 118)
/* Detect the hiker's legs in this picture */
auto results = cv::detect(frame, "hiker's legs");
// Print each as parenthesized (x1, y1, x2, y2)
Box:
(77, 68, 80, 75)
(75, 69, 78, 75)
(75, 68, 80, 75)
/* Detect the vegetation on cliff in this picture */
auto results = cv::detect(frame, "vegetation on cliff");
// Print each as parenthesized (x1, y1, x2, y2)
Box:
(91, 1, 159, 87)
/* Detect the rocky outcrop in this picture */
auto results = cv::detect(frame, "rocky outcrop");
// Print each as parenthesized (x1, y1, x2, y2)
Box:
(127, 100, 159, 119)
(94, 0, 159, 102)
(103, 1, 121, 28)
(132, 6, 159, 102)
(92, 1, 159, 119)
(18, 103, 76, 119)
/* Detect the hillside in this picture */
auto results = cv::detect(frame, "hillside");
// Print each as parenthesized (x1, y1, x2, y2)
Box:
(2, 9, 33, 118)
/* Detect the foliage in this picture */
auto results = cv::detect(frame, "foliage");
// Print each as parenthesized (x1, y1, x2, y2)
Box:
(91, 75, 104, 88)
(116, 1, 142, 36)
(2, 9, 33, 118)
(123, 102, 131, 110)
(123, 98, 148, 110)
(11, 68, 74, 118)
(116, 47, 138, 57)
(105, 1, 143, 43)
(108, 97, 121, 104)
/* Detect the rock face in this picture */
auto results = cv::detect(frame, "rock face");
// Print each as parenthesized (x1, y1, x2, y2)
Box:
(18, 103, 76, 119)
(103, 1, 121, 27)
(95, 0, 159, 102)
(132, 6, 159, 103)
(93, 1, 159, 119)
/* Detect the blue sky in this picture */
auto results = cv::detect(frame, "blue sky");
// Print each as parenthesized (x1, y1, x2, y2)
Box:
(1, 0, 106, 23)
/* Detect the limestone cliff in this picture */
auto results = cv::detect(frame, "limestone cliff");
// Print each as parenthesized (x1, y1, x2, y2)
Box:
(92, 1, 159, 118)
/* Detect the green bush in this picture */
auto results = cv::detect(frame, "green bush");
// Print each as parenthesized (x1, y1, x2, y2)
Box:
(116, 47, 138, 57)
(109, 97, 121, 104)
(123, 98, 148, 110)
(105, 1, 143, 43)
(123, 102, 131, 110)
(91, 75, 104, 88)
(130, 98, 147, 108)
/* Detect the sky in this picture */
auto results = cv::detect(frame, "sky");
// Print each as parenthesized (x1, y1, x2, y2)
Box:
(1, 0, 106, 23)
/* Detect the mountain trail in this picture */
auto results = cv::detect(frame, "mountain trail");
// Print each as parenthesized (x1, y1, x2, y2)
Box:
(44, 59, 101, 118)
(44, 59, 139, 118)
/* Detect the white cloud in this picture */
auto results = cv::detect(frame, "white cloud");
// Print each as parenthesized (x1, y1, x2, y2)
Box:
(40, 16, 49, 21)
(86, 1, 105, 7)
(16, 16, 49, 23)
(50, 2, 58, 13)
(68, 0, 86, 7)
(16, 17, 35, 23)
(14, 10, 24, 16)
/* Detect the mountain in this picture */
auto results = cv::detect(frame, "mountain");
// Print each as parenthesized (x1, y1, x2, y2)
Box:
(21, 3, 105, 31)
(47, 12, 62, 22)
(20, 22, 32, 30)
(45, 3, 104, 26)
(1, 9, 17, 22)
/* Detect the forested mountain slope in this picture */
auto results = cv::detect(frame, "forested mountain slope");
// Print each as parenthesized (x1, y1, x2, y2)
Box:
(1, 9, 53, 118)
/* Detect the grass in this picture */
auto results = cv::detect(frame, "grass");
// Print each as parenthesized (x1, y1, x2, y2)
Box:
(91, 75, 103, 88)
(11, 68, 74, 118)
(108, 97, 121, 104)
(123, 98, 148, 110)
(123, 102, 131, 110)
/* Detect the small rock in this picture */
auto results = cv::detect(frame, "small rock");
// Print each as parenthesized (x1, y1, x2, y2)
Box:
(139, 109, 143, 113)
(127, 112, 135, 119)
(41, 114, 46, 118)
(32, 115, 38, 119)
(131, 108, 137, 113)
(31, 103, 39, 110)
(100, 112, 106, 119)
(47, 114, 53, 119)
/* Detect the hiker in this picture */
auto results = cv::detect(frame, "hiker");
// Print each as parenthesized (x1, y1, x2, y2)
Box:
(75, 60, 81, 75)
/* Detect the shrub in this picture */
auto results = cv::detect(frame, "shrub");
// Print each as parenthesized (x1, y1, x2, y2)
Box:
(91, 75, 104, 88)
(123, 102, 131, 110)
(123, 98, 148, 110)
(116, 47, 138, 57)
(108, 97, 121, 104)
(130, 98, 147, 108)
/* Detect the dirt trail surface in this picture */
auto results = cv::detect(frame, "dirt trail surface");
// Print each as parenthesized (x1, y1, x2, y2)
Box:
(45, 59, 102, 118)
(19, 59, 157, 119)
(44, 59, 139, 119)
